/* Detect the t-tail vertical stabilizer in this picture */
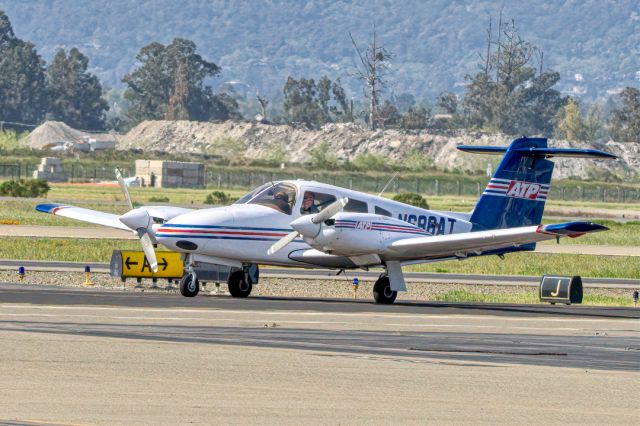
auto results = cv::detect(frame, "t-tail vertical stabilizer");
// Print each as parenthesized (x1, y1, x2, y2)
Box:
(457, 137, 617, 232)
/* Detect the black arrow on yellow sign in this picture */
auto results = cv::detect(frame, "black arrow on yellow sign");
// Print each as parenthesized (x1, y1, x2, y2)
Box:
(158, 257, 168, 271)
(125, 257, 138, 270)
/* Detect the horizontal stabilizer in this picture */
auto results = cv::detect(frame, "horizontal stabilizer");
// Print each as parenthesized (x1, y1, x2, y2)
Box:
(538, 221, 609, 237)
(457, 145, 617, 159)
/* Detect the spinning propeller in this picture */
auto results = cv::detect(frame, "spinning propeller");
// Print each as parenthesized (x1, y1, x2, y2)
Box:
(267, 197, 348, 255)
(115, 168, 158, 272)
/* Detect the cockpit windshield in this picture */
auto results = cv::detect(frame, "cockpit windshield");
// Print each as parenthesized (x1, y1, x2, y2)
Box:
(246, 182, 298, 215)
(235, 183, 271, 205)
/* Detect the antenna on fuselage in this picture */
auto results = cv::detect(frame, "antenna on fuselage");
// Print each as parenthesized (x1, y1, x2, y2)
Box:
(377, 171, 400, 197)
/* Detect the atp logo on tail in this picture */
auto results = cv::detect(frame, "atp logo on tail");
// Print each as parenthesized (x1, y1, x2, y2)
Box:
(484, 178, 549, 201)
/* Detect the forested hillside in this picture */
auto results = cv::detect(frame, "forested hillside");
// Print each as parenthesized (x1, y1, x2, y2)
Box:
(0, 0, 638, 102)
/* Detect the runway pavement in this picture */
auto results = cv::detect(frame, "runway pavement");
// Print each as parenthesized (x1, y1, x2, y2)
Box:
(0, 282, 638, 424)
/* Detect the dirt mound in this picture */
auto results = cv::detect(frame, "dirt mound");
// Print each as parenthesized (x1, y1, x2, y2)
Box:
(119, 120, 639, 181)
(23, 121, 88, 149)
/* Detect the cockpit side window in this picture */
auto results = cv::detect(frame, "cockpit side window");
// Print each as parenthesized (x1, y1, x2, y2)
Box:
(248, 183, 297, 215)
(375, 206, 392, 217)
(300, 191, 336, 215)
(344, 198, 368, 213)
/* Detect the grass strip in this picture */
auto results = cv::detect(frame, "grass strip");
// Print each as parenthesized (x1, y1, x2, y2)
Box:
(433, 289, 635, 307)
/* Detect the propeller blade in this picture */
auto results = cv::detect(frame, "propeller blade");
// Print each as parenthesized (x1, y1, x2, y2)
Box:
(139, 231, 158, 273)
(267, 230, 299, 256)
(115, 168, 134, 211)
(311, 197, 349, 224)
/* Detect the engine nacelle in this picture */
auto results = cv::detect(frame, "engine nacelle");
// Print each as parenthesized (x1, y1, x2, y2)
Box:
(304, 212, 428, 256)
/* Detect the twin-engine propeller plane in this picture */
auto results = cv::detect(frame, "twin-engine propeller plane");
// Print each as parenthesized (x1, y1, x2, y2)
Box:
(37, 137, 616, 304)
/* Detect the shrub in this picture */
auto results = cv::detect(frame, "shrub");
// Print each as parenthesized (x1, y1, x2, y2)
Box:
(205, 136, 247, 158)
(204, 190, 231, 205)
(392, 192, 429, 209)
(260, 141, 289, 166)
(352, 153, 388, 171)
(308, 142, 339, 168)
(0, 130, 28, 150)
(148, 196, 170, 203)
(0, 178, 50, 198)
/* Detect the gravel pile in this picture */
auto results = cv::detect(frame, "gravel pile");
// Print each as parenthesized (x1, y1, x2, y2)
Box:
(118, 120, 639, 180)
(22, 121, 88, 149)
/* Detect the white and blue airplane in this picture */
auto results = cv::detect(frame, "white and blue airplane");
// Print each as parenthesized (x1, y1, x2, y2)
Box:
(37, 137, 616, 304)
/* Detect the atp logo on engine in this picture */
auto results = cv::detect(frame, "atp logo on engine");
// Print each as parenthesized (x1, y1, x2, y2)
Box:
(506, 181, 542, 199)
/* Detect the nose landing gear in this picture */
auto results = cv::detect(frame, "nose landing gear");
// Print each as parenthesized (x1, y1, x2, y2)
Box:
(179, 272, 199, 297)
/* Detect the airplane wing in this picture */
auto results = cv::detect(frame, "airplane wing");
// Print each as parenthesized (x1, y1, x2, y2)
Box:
(36, 203, 131, 231)
(387, 222, 607, 259)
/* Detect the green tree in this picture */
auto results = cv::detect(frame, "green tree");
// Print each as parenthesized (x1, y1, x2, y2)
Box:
(46, 48, 109, 130)
(377, 99, 401, 128)
(463, 17, 566, 135)
(122, 38, 237, 125)
(400, 105, 431, 130)
(436, 91, 458, 115)
(555, 98, 583, 141)
(0, 11, 48, 127)
(609, 87, 640, 143)
(282, 76, 348, 128)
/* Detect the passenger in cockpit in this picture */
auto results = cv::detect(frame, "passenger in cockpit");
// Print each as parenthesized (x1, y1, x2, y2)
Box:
(301, 191, 319, 215)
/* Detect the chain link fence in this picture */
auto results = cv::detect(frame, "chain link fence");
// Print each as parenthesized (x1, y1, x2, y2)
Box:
(2, 161, 639, 203)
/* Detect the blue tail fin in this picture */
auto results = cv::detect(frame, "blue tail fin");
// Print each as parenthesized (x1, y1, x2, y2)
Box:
(458, 137, 615, 231)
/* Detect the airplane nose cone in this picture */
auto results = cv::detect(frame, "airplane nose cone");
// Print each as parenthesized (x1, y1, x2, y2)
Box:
(290, 215, 321, 238)
(119, 208, 151, 231)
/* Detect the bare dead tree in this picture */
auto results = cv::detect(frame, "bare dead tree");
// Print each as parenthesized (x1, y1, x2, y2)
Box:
(478, 16, 492, 75)
(495, 19, 538, 90)
(256, 93, 269, 121)
(349, 29, 392, 130)
(495, 8, 503, 83)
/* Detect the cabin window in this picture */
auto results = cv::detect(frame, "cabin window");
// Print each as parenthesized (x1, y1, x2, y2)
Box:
(344, 198, 368, 213)
(375, 206, 392, 217)
(300, 191, 336, 215)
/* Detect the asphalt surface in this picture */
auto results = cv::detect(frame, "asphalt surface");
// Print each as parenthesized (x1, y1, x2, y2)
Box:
(1, 283, 638, 372)
(1, 282, 638, 424)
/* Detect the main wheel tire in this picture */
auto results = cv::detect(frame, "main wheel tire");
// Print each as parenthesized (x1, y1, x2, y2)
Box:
(228, 271, 252, 298)
(180, 274, 199, 297)
(373, 275, 397, 304)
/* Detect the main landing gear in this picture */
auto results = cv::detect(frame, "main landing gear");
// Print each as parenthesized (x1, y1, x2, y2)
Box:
(227, 270, 252, 298)
(373, 274, 397, 304)
(178, 269, 253, 298)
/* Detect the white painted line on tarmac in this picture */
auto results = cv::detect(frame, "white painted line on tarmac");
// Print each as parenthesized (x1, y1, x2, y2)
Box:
(1, 303, 637, 324)
(0, 312, 598, 332)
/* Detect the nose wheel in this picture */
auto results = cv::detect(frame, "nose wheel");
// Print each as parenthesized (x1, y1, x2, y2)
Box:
(228, 270, 252, 298)
(180, 273, 199, 297)
(373, 275, 397, 304)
